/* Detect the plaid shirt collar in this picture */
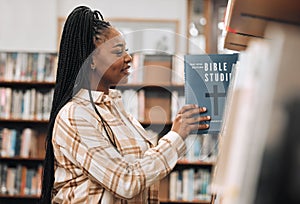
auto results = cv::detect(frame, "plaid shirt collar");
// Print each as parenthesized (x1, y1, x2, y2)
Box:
(74, 88, 121, 105)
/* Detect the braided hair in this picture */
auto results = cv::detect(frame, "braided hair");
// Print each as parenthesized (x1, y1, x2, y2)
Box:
(40, 6, 115, 203)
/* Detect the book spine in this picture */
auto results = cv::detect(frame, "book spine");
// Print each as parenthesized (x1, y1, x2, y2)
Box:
(15, 131, 21, 156)
(20, 128, 32, 158)
(169, 171, 178, 200)
(1, 128, 9, 157)
(0, 52, 7, 80)
(6, 167, 16, 195)
(0, 164, 8, 194)
(14, 165, 22, 195)
(5, 88, 12, 119)
(20, 166, 27, 195)
(9, 129, 17, 157)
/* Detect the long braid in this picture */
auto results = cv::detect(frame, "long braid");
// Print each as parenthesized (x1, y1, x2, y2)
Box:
(40, 6, 113, 203)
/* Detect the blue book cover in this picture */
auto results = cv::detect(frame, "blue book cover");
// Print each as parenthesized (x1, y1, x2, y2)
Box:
(184, 54, 238, 134)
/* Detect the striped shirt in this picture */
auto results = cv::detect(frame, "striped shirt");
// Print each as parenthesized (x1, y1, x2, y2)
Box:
(52, 89, 186, 203)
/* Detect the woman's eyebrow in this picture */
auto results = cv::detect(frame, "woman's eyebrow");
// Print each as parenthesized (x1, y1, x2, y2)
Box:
(112, 43, 124, 48)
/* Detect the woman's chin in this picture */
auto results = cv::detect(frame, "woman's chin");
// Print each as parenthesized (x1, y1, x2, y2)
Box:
(118, 75, 129, 85)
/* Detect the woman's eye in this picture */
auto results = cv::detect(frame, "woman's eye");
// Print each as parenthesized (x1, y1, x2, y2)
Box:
(112, 50, 123, 56)
(116, 51, 123, 55)
(114, 48, 128, 56)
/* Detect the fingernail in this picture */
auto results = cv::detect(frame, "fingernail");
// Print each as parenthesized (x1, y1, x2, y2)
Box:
(202, 107, 206, 111)
(207, 116, 211, 120)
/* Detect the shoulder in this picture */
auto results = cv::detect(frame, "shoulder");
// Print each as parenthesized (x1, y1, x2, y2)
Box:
(56, 99, 97, 127)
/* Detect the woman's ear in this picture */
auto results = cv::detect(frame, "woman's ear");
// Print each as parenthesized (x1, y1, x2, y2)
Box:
(90, 62, 96, 71)
(90, 54, 96, 71)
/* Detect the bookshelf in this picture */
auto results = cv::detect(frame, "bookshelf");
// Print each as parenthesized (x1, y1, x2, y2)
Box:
(0, 51, 216, 203)
(0, 51, 57, 203)
(223, 0, 300, 51)
(114, 53, 216, 204)
(158, 133, 217, 204)
(212, 1, 300, 204)
(159, 160, 215, 204)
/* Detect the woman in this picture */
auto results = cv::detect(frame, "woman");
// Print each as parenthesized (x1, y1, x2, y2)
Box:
(40, 6, 210, 204)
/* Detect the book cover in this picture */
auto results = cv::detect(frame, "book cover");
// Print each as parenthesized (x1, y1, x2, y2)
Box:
(184, 54, 238, 134)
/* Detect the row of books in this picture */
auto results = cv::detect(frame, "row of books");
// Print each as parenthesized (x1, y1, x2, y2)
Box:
(0, 164, 42, 196)
(0, 87, 54, 120)
(183, 134, 218, 162)
(128, 53, 185, 84)
(169, 168, 211, 201)
(121, 89, 185, 123)
(0, 52, 57, 82)
(212, 23, 300, 204)
(0, 128, 44, 158)
(0, 52, 186, 84)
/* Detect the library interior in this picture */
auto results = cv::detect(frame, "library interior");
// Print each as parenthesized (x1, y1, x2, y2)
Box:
(0, 0, 299, 204)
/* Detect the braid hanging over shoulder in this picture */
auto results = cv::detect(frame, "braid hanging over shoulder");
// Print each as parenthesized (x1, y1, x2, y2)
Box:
(39, 6, 111, 204)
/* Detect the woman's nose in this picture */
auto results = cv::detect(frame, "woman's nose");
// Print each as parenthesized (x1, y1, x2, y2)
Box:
(124, 52, 132, 63)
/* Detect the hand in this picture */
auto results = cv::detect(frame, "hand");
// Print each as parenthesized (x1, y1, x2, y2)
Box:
(171, 104, 210, 140)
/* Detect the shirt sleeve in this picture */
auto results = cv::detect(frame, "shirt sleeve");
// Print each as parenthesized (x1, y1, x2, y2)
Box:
(52, 104, 186, 200)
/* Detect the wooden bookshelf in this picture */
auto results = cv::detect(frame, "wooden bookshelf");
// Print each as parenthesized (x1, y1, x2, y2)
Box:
(0, 195, 39, 204)
(0, 157, 44, 163)
(0, 51, 57, 203)
(0, 81, 55, 86)
(0, 51, 215, 203)
(0, 194, 39, 199)
(0, 119, 49, 124)
(223, 0, 300, 51)
(160, 199, 211, 204)
(213, 1, 300, 204)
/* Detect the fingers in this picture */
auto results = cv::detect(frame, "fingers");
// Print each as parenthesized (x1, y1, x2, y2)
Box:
(199, 115, 211, 122)
(179, 105, 209, 120)
(180, 114, 210, 125)
(173, 104, 211, 138)
(185, 123, 209, 132)
(198, 123, 209, 130)
(182, 124, 209, 132)
(178, 104, 198, 114)
(178, 104, 211, 130)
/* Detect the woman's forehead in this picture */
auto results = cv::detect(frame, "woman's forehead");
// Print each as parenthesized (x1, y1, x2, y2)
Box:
(104, 30, 126, 47)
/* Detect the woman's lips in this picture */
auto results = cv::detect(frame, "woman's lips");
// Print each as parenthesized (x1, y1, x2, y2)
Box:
(121, 66, 130, 74)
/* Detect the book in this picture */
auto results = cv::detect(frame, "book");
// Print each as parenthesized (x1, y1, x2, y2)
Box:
(6, 167, 16, 195)
(0, 53, 6, 80)
(182, 168, 195, 201)
(169, 171, 178, 200)
(184, 54, 239, 134)
(0, 164, 8, 194)
(168, 168, 212, 201)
